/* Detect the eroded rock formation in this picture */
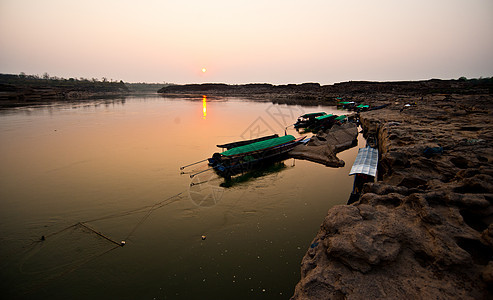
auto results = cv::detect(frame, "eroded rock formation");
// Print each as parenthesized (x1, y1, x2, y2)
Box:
(289, 122, 358, 167)
(292, 94, 493, 299)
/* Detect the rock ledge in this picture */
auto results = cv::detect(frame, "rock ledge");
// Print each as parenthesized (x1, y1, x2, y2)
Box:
(292, 94, 493, 299)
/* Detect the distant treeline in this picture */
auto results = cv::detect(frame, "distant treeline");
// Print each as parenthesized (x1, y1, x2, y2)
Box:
(0, 73, 132, 106)
(0, 73, 175, 94)
(0, 73, 128, 93)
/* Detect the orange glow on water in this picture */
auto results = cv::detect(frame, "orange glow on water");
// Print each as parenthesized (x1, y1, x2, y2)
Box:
(202, 95, 207, 119)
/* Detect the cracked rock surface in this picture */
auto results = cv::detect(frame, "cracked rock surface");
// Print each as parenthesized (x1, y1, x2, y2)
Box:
(292, 93, 493, 299)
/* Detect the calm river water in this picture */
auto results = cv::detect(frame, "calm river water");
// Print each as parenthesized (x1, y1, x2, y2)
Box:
(0, 95, 362, 299)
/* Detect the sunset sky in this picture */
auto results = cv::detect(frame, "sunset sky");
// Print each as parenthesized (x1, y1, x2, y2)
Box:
(1, 0, 492, 84)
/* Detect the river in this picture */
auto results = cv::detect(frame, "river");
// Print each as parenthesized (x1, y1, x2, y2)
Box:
(0, 95, 362, 299)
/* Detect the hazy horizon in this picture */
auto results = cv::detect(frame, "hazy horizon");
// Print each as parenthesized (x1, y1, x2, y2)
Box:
(1, 0, 492, 85)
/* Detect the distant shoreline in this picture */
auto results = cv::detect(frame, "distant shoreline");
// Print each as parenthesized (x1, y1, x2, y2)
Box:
(158, 78, 492, 105)
(1, 73, 492, 108)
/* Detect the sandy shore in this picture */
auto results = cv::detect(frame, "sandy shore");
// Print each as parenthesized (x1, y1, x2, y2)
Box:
(291, 93, 493, 299)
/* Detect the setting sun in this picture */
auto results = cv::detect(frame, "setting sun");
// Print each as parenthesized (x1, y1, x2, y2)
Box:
(201, 68, 207, 73)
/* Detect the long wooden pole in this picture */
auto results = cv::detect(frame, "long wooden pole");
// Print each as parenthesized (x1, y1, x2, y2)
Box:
(180, 158, 208, 170)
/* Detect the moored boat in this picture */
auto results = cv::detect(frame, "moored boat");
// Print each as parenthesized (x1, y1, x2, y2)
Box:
(310, 114, 337, 131)
(334, 115, 347, 123)
(216, 134, 279, 150)
(208, 135, 306, 179)
(294, 112, 327, 129)
(337, 101, 356, 109)
(354, 104, 370, 112)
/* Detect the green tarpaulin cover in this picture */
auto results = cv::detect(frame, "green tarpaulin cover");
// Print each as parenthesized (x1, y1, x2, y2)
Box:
(221, 135, 296, 156)
(357, 104, 369, 108)
(315, 114, 334, 121)
(335, 115, 346, 121)
(301, 112, 326, 118)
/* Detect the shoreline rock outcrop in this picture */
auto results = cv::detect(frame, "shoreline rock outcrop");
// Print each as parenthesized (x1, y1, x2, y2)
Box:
(292, 94, 493, 299)
(289, 122, 359, 167)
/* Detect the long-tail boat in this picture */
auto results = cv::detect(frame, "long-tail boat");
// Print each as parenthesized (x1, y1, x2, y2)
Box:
(216, 134, 279, 150)
(208, 134, 306, 179)
(337, 101, 356, 109)
(294, 112, 327, 128)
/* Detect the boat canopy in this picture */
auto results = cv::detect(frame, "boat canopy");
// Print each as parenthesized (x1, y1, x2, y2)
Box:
(315, 114, 334, 121)
(357, 104, 370, 108)
(349, 147, 378, 177)
(300, 112, 326, 118)
(339, 101, 354, 105)
(221, 135, 296, 157)
(216, 134, 278, 149)
(335, 115, 346, 121)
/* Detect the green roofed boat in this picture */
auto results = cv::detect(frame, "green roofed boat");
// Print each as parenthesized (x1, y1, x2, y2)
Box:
(337, 101, 356, 109)
(294, 112, 327, 128)
(315, 114, 334, 121)
(208, 135, 306, 178)
(220, 135, 296, 156)
(216, 134, 279, 150)
(313, 114, 339, 130)
(355, 104, 370, 112)
(294, 111, 347, 132)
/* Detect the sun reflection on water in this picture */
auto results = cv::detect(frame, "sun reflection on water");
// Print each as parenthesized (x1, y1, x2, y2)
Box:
(202, 95, 207, 119)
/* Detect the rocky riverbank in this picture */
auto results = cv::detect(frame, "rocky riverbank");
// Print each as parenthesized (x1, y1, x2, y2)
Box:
(290, 122, 359, 167)
(291, 93, 493, 299)
(157, 78, 493, 106)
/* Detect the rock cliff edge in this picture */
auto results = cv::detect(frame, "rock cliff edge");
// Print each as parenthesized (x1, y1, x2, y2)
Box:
(292, 94, 493, 299)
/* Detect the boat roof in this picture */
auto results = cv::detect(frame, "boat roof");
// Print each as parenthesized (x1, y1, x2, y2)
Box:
(357, 104, 370, 108)
(216, 134, 278, 149)
(349, 147, 378, 177)
(300, 112, 326, 118)
(335, 115, 346, 121)
(339, 101, 355, 104)
(315, 114, 334, 121)
(220, 135, 296, 157)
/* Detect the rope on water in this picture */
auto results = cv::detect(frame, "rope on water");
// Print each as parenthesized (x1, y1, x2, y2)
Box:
(83, 191, 185, 224)
(35, 190, 186, 246)
(18, 190, 187, 296)
(124, 191, 184, 240)
(78, 222, 123, 247)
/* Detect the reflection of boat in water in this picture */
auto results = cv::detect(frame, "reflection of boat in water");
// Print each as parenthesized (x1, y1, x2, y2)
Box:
(208, 135, 306, 180)
(219, 161, 289, 187)
(348, 146, 378, 204)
